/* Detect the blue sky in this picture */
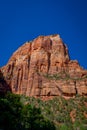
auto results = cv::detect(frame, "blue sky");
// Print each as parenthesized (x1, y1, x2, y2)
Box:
(0, 0, 87, 69)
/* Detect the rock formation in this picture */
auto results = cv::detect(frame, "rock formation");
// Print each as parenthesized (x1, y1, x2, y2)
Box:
(0, 69, 11, 95)
(1, 34, 87, 99)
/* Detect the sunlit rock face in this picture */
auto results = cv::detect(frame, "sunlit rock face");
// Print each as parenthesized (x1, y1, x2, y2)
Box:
(1, 34, 87, 99)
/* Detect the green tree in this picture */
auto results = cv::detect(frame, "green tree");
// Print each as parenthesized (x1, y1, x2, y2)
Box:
(21, 104, 55, 130)
(0, 93, 23, 130)
(0, 93, 55, 130)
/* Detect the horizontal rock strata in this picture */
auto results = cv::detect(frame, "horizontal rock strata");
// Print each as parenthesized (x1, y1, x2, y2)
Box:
(1, 34, 87, 99)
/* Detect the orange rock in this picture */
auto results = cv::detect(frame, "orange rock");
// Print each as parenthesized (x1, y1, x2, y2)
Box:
(70, 109, 76, 122)
(0, 34, 87, 99)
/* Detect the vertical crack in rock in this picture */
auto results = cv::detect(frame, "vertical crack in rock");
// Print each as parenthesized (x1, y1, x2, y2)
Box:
(28, 56, 31, 71)
(47, 52, 51, 73)
(15, 70, 19, 92)
(38, 74, 42, 96)
(29, 74, 34, 96)
(18, 67, 23, 94)
(74, 80, 78, 95)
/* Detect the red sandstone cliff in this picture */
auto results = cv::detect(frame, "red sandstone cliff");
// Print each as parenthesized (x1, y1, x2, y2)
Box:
(1, 34, 87, 99)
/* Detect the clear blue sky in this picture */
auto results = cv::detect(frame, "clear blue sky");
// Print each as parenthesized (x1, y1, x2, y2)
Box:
(0, 0, 87, 69)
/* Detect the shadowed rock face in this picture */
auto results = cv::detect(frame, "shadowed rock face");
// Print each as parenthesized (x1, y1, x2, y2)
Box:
(1, 34, 87, 99)
(0, 69, 11, 96)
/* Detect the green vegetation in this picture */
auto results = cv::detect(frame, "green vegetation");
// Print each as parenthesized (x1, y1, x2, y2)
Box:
(44, 72, 87, 81)
(0, 93, 87, 130)
(20, 95, 87, 130)
(0, 93, 55, 130)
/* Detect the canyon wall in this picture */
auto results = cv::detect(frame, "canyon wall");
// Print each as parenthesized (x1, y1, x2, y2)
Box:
(1, 35, 87, 99)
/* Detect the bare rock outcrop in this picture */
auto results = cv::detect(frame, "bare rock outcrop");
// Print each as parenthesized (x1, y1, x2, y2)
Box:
(1, 34, 87, 99)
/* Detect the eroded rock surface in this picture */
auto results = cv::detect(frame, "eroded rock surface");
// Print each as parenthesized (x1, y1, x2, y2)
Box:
(1, 34, 87, 99)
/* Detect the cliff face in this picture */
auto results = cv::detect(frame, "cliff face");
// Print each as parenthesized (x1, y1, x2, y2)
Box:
(1, 34, 87, 99)
(0, 69, 11, 95)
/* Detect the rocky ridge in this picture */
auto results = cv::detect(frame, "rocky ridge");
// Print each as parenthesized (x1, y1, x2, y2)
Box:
(1, 34, 87, 99)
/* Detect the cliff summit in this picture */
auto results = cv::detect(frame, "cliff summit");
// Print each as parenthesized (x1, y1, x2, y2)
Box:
(1, 34, 87, 99)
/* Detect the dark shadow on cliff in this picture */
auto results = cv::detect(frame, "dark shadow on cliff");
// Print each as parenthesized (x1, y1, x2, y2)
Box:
(0, 69, 11, 97)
